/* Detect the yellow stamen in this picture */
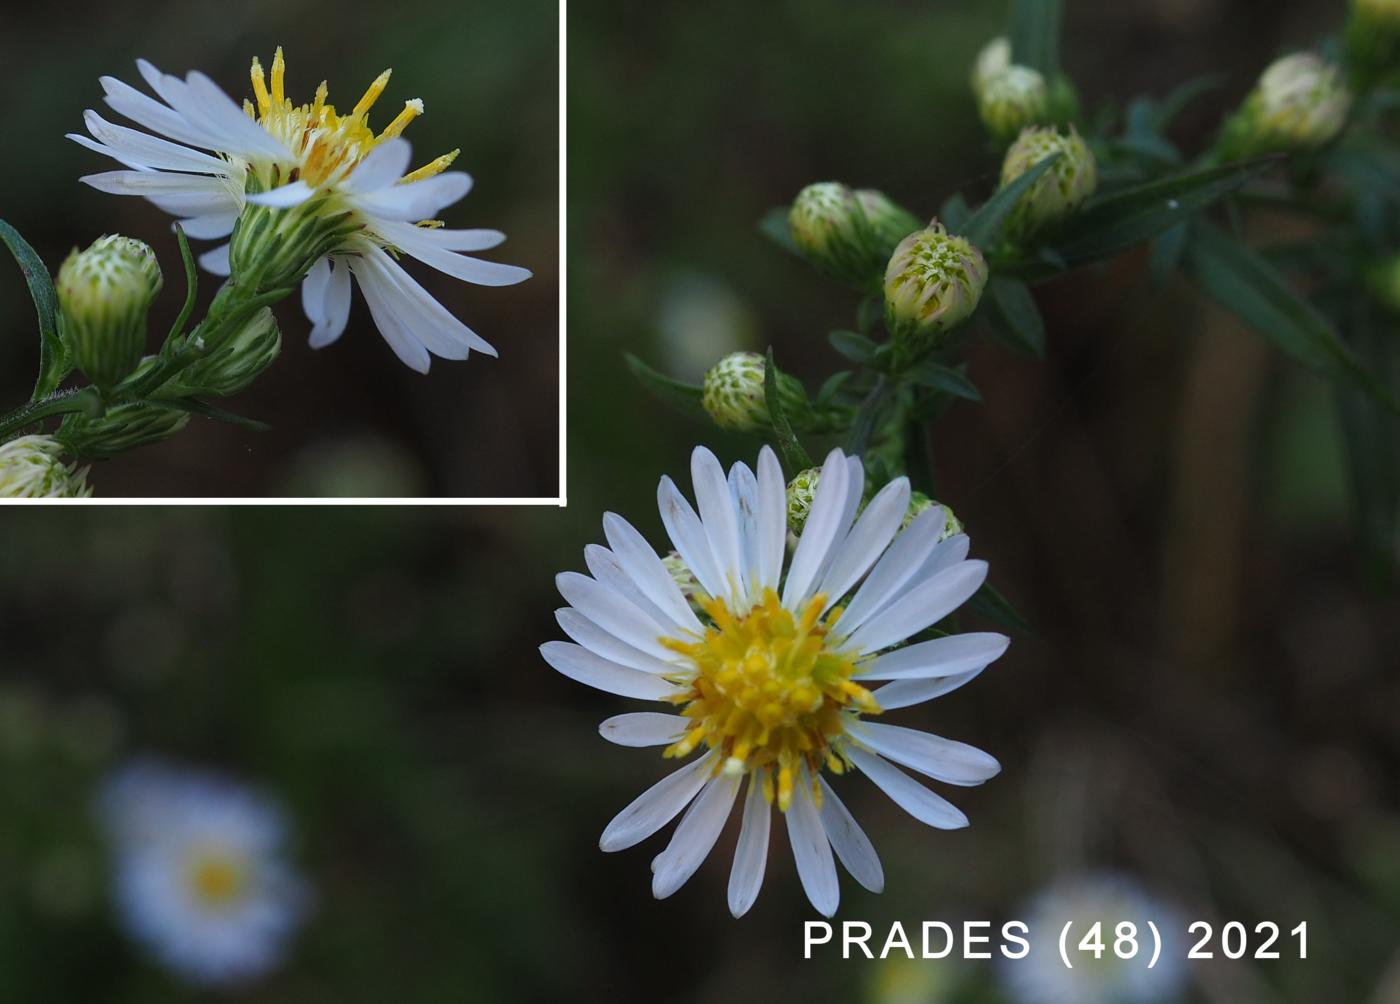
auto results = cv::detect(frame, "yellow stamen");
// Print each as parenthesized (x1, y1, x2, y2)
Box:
(311, 80, 328, 118)
(242, 98, 256, 119)
(399, 148, 459, 184)
(352, 69, 393, 119)
(379, 98, 423, 141)
(249, 57, 271, 113)
(270, 46, 286, 104)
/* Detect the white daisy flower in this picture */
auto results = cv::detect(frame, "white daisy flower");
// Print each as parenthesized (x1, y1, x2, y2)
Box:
(70, 47, 530, 373)
(542, 445, 1008, 917)
(1000, 873, 1188, 1004)
(97, 759, 310, 986)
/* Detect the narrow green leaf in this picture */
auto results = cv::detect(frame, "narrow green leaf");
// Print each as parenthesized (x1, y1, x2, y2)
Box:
(939, 192, 971, 232)
(1183, 221, 1400, 413)
(1151, 74, 1224, 131)
(815, 370, 853, 406)
(758, 206, 799, 255)
(165, 223, 198, 345)
(858, 294, 883, 336)
(1009, 0, 1061, 77)
(147, 397, 272, 432)
(985, 276, 1046, 356)
(1044, 158, 1275, 271)
(0, 218, 69, 401)
(765, 348, 814, 471)
(1148, 221, 1190, 283)
(969, 581, 1033, 635)
(828, 329, 877, 364)
(907, 362, 982, 401)
(963, 153, 1062, 249)
(624, 353, 707, 419)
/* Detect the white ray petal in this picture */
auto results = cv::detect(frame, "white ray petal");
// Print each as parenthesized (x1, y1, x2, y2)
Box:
(67, 133, 155, 172)
(177, 212, 238, 240)
(301, 256, 331, 330)
(754, 446, 786, 594)
(555, 571, 678, 664)
(310, 258, 353, 349)
(539, 641, 680, 701)
(375, 219, 532, 287)
(652, 774, 740, 899)
(584, 543, 682, 635)
(728, 462, 761, 600)
(82, 109, 229, 173)
(727, 776, 771, 918)
(815, 477, 909, 614)
(834, 506, 949, 634)
(554, 608, 681, 675)
(845, 747, 968, 829)
(814, 455, 868, 587)
(691, 447, 744, 605)
(80, 169, 229, 199)
(598, 712, 690, 748)
(349, 242, 497, 362)
(352, 172, 474, 221)
(100, 75, 218, 150)
(246, 180, 315, 208)
(852, 722, 1001, 786)
(873, 668, 986, 710)
(599, 753, 716, 852)
(843, 560, 988, 655)
(342, 137, 413, 193)
(400, 227, 507, 252)
(786, 773, 840, 917)
(198, 244, 231, 276)
(856, 632, 1009, 680)
(817, 777, 883, 893)
(782, 448, 852, 609)
(657, 475, 727, 601)
(601, 512, 704, 635)
(182, 70, 289, 158)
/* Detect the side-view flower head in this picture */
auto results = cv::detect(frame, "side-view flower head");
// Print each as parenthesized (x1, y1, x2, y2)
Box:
(70, 47, 531, 372)
(542, 445, 1008, 917)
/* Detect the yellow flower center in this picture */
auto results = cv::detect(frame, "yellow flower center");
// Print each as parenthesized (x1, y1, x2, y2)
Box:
(661, 588, 880, 811)
(242, 46, 459, 191)
(186, 850, 249, 909)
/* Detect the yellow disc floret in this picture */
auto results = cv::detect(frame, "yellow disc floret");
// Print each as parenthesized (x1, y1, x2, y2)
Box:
(186, 849, 249, 909)
(660, 589, 880, 812)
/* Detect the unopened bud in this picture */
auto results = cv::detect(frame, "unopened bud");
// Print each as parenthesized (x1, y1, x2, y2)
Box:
(702, 351, 809, 433)
(1221, 53, 1351, 157)
(785, 467, 822, 540)
(884, 223, 989, 363)
(1000, 126, 1098, 241)
(788, 182, 884, 290)
(57, 404, 189, 460)
(0, 435, 91, 498)
(662, 551, 707, 612)
(970, 37, 1012, 99)
(977, 65, 1049, 144)
(56, 235, 162, 389)
(905, 491, 964, 539)
(161, 307, 282, 398)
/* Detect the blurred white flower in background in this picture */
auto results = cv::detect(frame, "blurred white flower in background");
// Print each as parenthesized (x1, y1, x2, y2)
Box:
(97, 759, 310, 986)
(999, 872, 1188, 1004)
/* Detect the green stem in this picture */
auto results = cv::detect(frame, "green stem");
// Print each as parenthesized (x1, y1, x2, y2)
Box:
(0, 388, 103, 442)
(847, 374, 891, 457)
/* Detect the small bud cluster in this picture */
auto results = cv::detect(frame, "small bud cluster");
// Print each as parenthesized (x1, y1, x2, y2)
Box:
(0, 436, 91, 498)
(789, 182, 916, 290)
(999, 126, 1098, 242)
(161, 308, 283, 399)
(56, 235, 163, 389)
(883, 223, 989, 363)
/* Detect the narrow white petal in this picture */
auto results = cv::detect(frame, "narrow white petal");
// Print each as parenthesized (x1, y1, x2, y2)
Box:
(786, 774, 840, 917)
(817, 777, 884, 893)
(83, 109, 229, 173)
(67, 133, 153, 172)
(198, 244, 230, 276)
(311, 259, 353, 349)
(600, 753, 716, 852)
(691, 447, 745, 605)
(246, 180, 315, 208)
(301, 257, 332, 330)
(728, 462, 761, 599)
(907, 532, 972, 593)
(755, 446, 786, 594)
(402, 227, 507, 252)
(555, 571, 678, 663)
(842, 560, 988, 656)
(728, 777, 771, 918)
(815, 477, 910, 613)
(100, 74, 217, 150)
(873, 668, 986, 710)
(349, 242, 497, 362)
(814, 455, 867, 586)
(782, 448, 852, 609)
(598, 712, 690, 748)
(845, 747, 969, 829)
(343, 137, 412, 193)
(657, 475, 728, 602)
(857, 632, 1009, 680)
(835, 506, 949, 633)
(80, 169, 228, 198)
(555, 608, 681, 675)
(852, 722, 1001, 786)
(348, 255, 431, 372)
(182, 70, 289, 158)
(539, 641, 679, 701)
(353, 172, 474, 221)
(584, 543, 684, 635)
(652, 774, 740, 899)
(602, 512, 705, 635)
(377, 219, 532, 287)
(177, 212, 238, 240)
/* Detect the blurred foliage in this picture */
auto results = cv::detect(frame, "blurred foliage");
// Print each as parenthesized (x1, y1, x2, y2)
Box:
(0, 0, 558, 497)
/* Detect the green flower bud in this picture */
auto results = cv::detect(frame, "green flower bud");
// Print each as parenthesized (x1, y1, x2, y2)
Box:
(56, 235, 162, 389)
(1000, 126, 1098, 242)
(662, 551, 708, 612)
(785, 467, 822, 540)
(57, 404, 190, 460)
(970, 37, 1012, 99)
(788, 182, 884, 290)
(884, 223, 989, 363)
(701, 351, 808, 433)
(0, 436, 92, 498)
(854, 189, 922, 255)
(904, 491, 964, 539)
(977, 65, 1049, 144)
(160, 307, 282, 398)
(1221, 53, 1351, 157)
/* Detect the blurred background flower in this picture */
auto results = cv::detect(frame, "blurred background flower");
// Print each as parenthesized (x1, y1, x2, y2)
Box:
(0, 0, 558, 497)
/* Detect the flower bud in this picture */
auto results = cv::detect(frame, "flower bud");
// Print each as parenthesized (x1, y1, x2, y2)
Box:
(1220, 53, 1351, 157)
(904, 491, 964, 539)
(57, 404, 190, 460)
(970, 37, 1012, 99)
(160, 307, 282, 398)
(977, 65, 1049, 144)
(0, 435, 91, 498)
(662, 551, 708, 612)
(701, 351, 809, 433)
(785, 467, 822, 540)
(854, 189, 922, 255)
(56, 235, 162, 389)
(884, 223, 989, 363)
(1000, 126, 1098, 241)
(788, 182, 884, 290)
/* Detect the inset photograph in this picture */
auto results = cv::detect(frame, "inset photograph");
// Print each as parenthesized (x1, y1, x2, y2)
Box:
(0, 0, 558, 499)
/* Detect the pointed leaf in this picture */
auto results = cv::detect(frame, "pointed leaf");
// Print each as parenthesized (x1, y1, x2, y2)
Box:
(828, 329, 877, 364)
(0, 218, 69, 400)
(1009, 0, 1062, 77)
(963, 153, 1062, 249)
(765, 347, 814, 471)
(985, 276, 1045, 356)
(969, 581, 1032, 635)
(624, 353, 707, 419)
(907, 362, 981, 401)
(759, 206, 799, 255)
